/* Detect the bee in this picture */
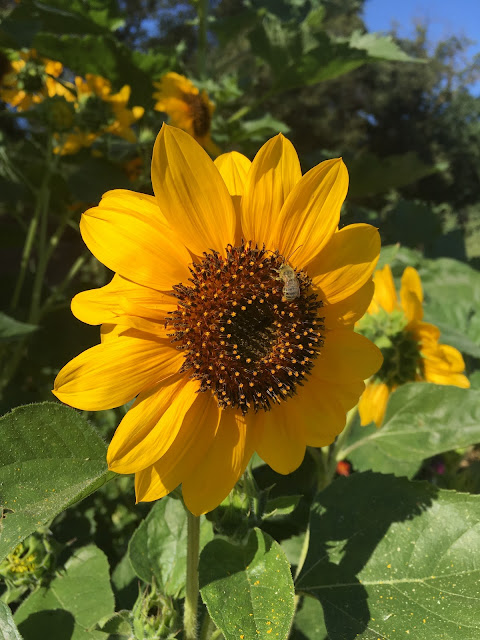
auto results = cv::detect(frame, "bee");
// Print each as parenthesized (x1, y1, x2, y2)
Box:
(276, 263, 301, 301)
(274, 246, 303, 301)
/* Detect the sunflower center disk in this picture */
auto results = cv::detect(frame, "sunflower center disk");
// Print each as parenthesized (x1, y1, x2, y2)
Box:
(182, 92, 211, 138)
(167, 243, 324, 413)
(377, 330, 423, 387)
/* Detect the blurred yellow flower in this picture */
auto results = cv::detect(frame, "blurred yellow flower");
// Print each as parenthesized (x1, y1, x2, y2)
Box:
(153, 72, 219, 155)
(57, 74, 144, 154)
(0, 49, 71, 111)
(358, 264, 470, 427)
(53, 125, 382, 515)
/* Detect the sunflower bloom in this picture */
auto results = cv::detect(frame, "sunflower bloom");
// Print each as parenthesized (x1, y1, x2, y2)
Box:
(53, 125, 382, 515)
(0, 49, 69, 111)
(153, 72, 219, 155)
(57, 74, 144, 155)
(358, 264, 470, 427)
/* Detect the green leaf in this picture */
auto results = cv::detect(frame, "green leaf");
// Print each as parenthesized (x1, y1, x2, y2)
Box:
(0, 403, 113, 562)
(0, 1, 166, 106)
(340, 384, 480, 478)
(297, 472, 480, 640)
(96, 611, 132, 638)
(0, 602, 23, 640)
(234, 114, 290, 142)
(419, 258, 480, 357)
(264, 495, 301, 518)
(346, 30, 422, 62)
(376, 245, 423, 271)
(249, 14, 417, 94)
(374, 250, 480, 358)
(14, 545, 114, 640)
(249, 15, 363, 92)
(128, 497, 213, 598)
(0, 0, 105, 48)
(348, 152, 436, 198)
(0, 314, 37, 342)
(199, 528, 295, 640)
(291, 596, 328, 640)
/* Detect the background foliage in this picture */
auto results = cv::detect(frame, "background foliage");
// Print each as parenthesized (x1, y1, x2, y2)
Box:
(1, 1, 480, 639)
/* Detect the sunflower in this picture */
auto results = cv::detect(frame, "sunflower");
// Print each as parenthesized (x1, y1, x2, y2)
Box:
(53, 125, 382, 515)
(153, 72, 220, 156)
(57, 74, 144, 155)
(0, 49, 69, 111)
(358, 264, 470, 427)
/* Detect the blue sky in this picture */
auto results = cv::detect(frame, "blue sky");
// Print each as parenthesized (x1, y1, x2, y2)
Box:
(363, 0, 480, 94)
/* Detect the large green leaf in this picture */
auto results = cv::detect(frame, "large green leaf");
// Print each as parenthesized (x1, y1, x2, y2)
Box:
(14, 545, 114, 640)
(297, 472, 480, 640)
(291, 596, 328, 640)
(375, 249, 480, 358)
(348, 153, 436, 198)
(419, 258, 480, 357)
(199, 528, 295, 640)
(347, 30, 422, 62)
(0, 313, 37, 342)
(249, 13, 417, 93)
(0, 602, 22, 640)
(340, 384, 480, 478)
(0, 403, 113, 562)
(0, 0, 105, 48)
(128, 496, 213, 598)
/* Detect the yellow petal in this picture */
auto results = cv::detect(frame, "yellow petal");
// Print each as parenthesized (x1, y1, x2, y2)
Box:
(214, 152, 251, 196)
(310, 224, 380, 305)
(107, 376, 200, 474)
(315, 329, 383, 382)
(151, 124, 236, 256)
(100, 323, 126, 343)
(412, 321, 441, 345)
(241, 134, 301, 248)
(109, 314, 170, 338)
(71, 274, 133, 325)
(423, 367, 470, 388)
(53, 333, 182, 411)
(322, 279, 374, 329)
(154, 72, 198, 101)
(135, 393, 220, 502)
(358, 382, 390, 427)
(400, 266, 423, 323)
(255, 403, 306, 474)
(370, 264, 398, 314)
(71, 274, 175, 325)
(182, 409, 257, 515)
(295, 369, 365, 446)
(423, 342, 467, 375)
(80, 190, 191, 291)
(275, 158, 348, 267)
(214, 152, 252, 243)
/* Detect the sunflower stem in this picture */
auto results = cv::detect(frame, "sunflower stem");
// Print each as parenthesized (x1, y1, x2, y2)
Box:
(184, 509, 200, 640)
(199, 612, 216, 640)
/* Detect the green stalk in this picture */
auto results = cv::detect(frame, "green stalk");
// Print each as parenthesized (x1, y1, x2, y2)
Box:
(29, 136, 56, 324)
(197, 0, 209, 80)
(41, 254, 87, 319)
(10, 157, 52, 312)
(198, 612, 216, 640)
(184, 509, 200, 640)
